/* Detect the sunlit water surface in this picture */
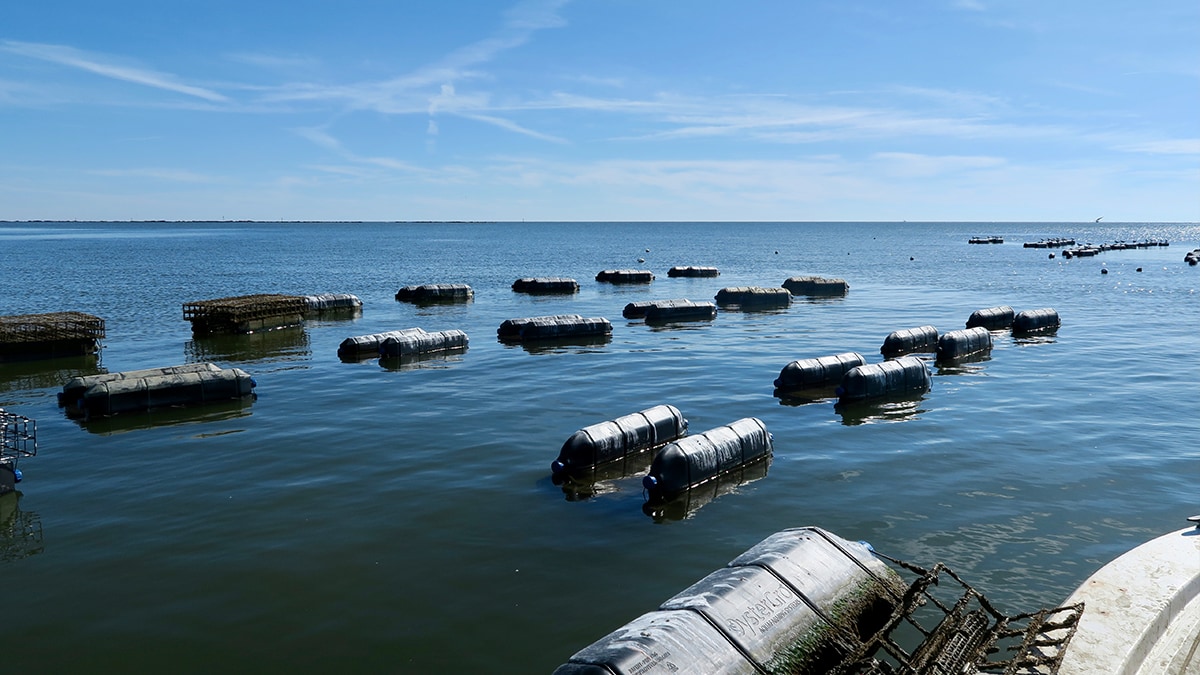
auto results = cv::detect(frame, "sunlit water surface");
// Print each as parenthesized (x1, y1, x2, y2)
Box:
(2, 221, 1197, 673)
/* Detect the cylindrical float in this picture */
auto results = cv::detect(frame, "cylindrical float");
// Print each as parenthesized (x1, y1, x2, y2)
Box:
(774, 352, 867, 391)
(59, 363, 222, 405)
(497, 315, 612, 342)
(936, 326, 993, 361)
(73, 367, 255, 418)
(714, 287, 792, 309)
(644, 300, 717, 323)
(622, 301, 656, 319)
(965, 305, 1014, 330)
(837, 356, 931, 403)
(880, 325, 939, 358)
(303, 293, 362, 314)
(378, 329, 468, 357)
(595, 269, 655, 284)
(1012, 308, 1061, 334)
(394, 283, 473, 303)
(338, 328, 428, 359)
(781, 276, 850, 296)
(667, 265, 720, 278)
(511, 277, 579, 294)
(551, 404, 687, 475)
(642, 417, 771, 501)
(553, 526, 904, 675)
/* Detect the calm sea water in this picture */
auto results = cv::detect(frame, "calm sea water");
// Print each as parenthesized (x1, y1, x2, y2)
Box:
(1, 221, 1197, 673)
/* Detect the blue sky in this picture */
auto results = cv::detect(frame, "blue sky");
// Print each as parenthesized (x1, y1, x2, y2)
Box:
(2, 1, 1197, 222)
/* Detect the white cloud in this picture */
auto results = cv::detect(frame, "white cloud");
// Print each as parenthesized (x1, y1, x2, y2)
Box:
(1117, 139, 1200, 155)
(1, 40, 229, 102)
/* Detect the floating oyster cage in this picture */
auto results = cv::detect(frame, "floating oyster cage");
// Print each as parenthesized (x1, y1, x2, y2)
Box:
(845, 553, 1083, 675)
(183, 294, 309, 334)
(0, 311, 106, 360)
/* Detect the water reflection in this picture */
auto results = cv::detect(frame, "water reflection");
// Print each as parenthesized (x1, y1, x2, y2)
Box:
(552, 449, 656, 502)
(1011, 332, 1058, 346)
(0, 492, 44, 563)
(377, 349, 468, 372)
(642, 457, 771, 522)
(934, 352, 992, 376)
(0, 354, 103, 392)
(503, 334, 613, 354)
(184, 326, 311, 364)
(774, 384, 841, 406)
(835, 395, 928, 426)
(71, 397, 254, 436)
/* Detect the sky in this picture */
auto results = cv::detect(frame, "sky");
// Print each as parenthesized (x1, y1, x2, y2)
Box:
(1, 1, 1197, 222)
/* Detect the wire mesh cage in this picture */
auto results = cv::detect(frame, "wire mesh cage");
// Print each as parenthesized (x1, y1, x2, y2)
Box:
(834, 554, 1084, 675)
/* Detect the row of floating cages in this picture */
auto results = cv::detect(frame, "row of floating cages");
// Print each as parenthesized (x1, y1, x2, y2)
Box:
(772, 307, 1061, 409)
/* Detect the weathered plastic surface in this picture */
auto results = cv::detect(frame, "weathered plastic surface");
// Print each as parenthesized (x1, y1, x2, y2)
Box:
(936, 326, 993, 361)
(645, 300, 717, 323)
(498, 314, 581, 339)
(621, 301, 656, 319)
(553, 609, 758, 675)
(1059, 523, 1200, 675)
(781, 276, 850, 296)
(394, 283, 474, 303)
(59, 362, 222, 405)
(554, 526, 903, 675)
(837, 356, 931, 403)
(643, 417, 771, 500)
(714, 287, 792, 309)
(667, 266, 719, 277)
(774, 352, 866, 390)
(497, 315, 611, 342)
(72, 367, 255, 418)
(880, 325, 939, 358)
(303, 293, 362, 313)
(338, 328, 427, 358)
(552, 404, 687, 475)
(595, 269, 655, 284)
(1012, 308, 1060, 334)
(965, 305, 1014, 330)
(511, 277, 580, 294)
(378, 329, 468, 357)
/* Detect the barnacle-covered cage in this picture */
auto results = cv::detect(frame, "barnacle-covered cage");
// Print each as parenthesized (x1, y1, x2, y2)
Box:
(0, 311, 105, 361)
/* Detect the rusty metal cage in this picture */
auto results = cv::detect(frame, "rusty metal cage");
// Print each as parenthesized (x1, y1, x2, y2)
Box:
(182, 294, 308, 334)
(0, 312, 105, 360)
(834, 553, 1084, 675)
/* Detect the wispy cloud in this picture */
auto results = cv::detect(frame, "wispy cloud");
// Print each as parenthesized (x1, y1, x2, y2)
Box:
(1117, 139, 1200, 155)
(1, 40, 229, 102)
(258, 0, 572, 143)
(952, 0, 987, 11)
(88, 167, 219, 183)
(293, 126, 427, 172)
